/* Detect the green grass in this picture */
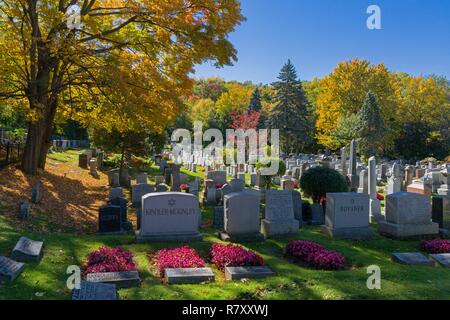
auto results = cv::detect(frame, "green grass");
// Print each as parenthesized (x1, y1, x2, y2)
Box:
(1, 207, 449, 300)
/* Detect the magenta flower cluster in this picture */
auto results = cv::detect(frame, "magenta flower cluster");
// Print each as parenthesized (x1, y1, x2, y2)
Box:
(155, 246, 205, 277)
(84, 246, 137, 274)
(420, 239, 450, 254)
(210, 243, 264, 271)
(285, 240, 346, 270)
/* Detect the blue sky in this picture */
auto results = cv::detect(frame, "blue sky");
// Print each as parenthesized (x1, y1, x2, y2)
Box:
(193, 0, 450, 84)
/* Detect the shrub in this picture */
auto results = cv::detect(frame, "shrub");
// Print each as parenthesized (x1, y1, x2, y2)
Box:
(285, 240, 346, 271)
(84, 246, 136, 274)
(420, 240, 450, 254)
(299, 166, 348, 202)
(155, 246, 205, 277)
(210, 243, 264, 271)
(255, 157, 286, 188)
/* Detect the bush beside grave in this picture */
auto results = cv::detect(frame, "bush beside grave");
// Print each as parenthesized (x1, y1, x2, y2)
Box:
(299, 167, 348, 203)
(285, 240, 346, 270)
(83, 246, 137, 274)
(155, 246, 205, 277)
(420, 240, 450, 254)
(210, 243, 264, 271)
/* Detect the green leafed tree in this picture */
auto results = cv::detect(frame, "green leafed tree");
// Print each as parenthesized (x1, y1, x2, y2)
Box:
(267, 60, 314, 153)
(355, 91, 386, 158)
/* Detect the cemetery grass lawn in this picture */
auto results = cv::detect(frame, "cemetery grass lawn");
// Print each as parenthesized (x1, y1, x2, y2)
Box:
(1, 150, 449, 300)
(1, 206, 450, 300)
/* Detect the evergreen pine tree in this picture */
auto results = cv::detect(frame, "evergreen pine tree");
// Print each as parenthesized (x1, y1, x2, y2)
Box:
(267, 60, 313, 153)
(248, 88, 263, 112)
(355, 91, 386, 158)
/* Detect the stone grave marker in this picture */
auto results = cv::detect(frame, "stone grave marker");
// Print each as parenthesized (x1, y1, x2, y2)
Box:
(230, 178, 245, 193)
(0, 256, 25, 282)
(136, 173, 148, 184)
(291, 190, 303, 223)
(109, 187, 123, 200)
(225, 266, 275, 281)
(429, 253, 450, 268)
(261, 190, 299, 238)
(391, 252, 433, 266)
(31, 182, 42, 204)
(19, 200, 29, 220)
(165, 268, 215, 284)
(156, 183, 169, 192)
(98, 205, 122, 234)
(379, 192, 438, 238)
(86, 270, 140, 288)
(11, 237, 44, 262)
(213, 206, 224, 230)
(322, 193, 371, 239)
(136, 192, 202, 242)
(131, 183, 154, 207)
(72, 281, 118, 300)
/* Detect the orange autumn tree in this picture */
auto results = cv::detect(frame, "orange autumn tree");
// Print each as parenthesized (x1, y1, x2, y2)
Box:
(0, 0, 244, 174)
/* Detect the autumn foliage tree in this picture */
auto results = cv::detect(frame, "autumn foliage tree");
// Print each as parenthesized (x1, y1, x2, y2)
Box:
(0, 0, 244, 174)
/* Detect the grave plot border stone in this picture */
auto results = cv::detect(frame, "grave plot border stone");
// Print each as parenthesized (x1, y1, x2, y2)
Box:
(86, 270, 140, 288)
(11, 236, 44, 262)
(72, 281, 118, 300)
(164, 268, 215, 284)
(224, 266, 275, 281)
(0, 256, 25, 283)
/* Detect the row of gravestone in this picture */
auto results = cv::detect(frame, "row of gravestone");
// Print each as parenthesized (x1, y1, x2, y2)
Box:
(98, 188, 132, 234)
(18, 182, 42, 220)
(0, 237, 43, 283)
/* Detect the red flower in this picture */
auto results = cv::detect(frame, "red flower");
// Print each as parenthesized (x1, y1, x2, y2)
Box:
(376, 193, 384, 200)
(285, 240, 345, 270)
(180, 184, 190, 190)
(215, 184, 225, 189)
(210, 243, 264, 271)
(84, 246, 137, 274)
(421, 240, 450, 254)
(155, 246, 205, 277)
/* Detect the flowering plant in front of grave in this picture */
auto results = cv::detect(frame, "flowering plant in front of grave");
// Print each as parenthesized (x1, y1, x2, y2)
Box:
(155, 246, 205, 277)
(376, 192, 385, 201)
(420, 239, 450, 254)
(210, 243, 264, 271)
(180, 184, 190, 191)
(285, 240, 346, 270)
(84, 246, 137, 274)
(215, 183, 225, 189)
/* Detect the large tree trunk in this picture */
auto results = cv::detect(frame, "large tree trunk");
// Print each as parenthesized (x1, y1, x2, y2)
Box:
(22, 117, 46, 175)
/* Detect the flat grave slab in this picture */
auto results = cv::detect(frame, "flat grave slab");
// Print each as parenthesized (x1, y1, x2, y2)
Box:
(429, 253, 450, 268)
(11, 236, 44, 262)
(391, 252, 433, 266)
(72, 281, 118, 300)
(0, 256, 25, 282)
(86, 270, 140, 288)
(165, 267, 215, 284)
(225, 266, 275, 281)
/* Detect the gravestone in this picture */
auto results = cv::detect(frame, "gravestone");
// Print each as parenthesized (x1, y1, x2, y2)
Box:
(19, 201, 29, 220)
(155, 176, 165, 185)
(291, 190, 303, 224)
(206, 187, 217, 206)
(220, 190, 264, 242)
(207, 170, 227, 185)
(165, 268, 215, 284)
(89, 158, 98, 175)
(109, 187, 123, 200)
(108, 197, 129, 225)
(98, 205, 122, 234)
(407, 180, 432, 196)
(220, 184, 232, 203)
(72, 281, 118, 300)
(225, 266, 275, 281)
(437, 164, 450, 197)
(107, 169, 120, 186)
(379, 192, 439, 238)
(261, 190, 299, 238)
(97, 152, 104, 169)
(429, 254, 450, 268)
(230, 178, 245, 193)
(237, 173, 246, 183)
(0, 256, 25, 282)
(213, 206, 224, 230)
(86, 270, 140, 288)
(78, 153, 89, 168)
(180, 173, 189, 184)
(322, 193, 371, 239)
(136, 173, 148, 184)
(136, 192, 202, 242)
(112, 173, 120, 187)
(357, 169, 368, 194)
(250, 173, 257, 186)
(368, 156, 382, 222)
(391, 252, 433, 266)
(431, 196, 450, 236)
(11, 237, 44, 262)
(131, 183, 154, 207)
(281, 179, 295, 191)
(347, 140, 358, 191)
(310, 203, 325, 225)
(188, 179, 199, 197)
(156, 183, 169, 192)
(170, 164, 181, 192)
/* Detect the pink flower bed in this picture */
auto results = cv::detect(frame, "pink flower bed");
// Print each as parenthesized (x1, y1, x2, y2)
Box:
(210, 243, 264, 271)
(155, 246, 205, 277)
(420, 240, 450, 254)
(285, 240, 346, 270)
(84, 246, 137, 274)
